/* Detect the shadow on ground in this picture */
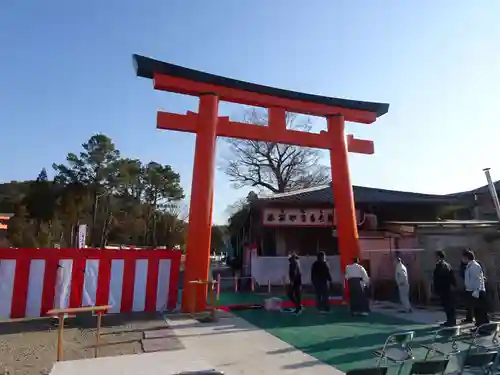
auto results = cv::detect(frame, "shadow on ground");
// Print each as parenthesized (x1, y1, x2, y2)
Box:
(233, 304, 475, 373)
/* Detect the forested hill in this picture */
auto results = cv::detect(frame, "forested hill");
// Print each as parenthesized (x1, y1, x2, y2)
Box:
(0, 133, 188, 249)
(0, 180, 32, 213)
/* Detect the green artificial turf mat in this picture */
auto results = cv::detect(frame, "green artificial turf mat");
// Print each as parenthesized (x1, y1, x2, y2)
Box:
(217, 291, 323, 306)
(233, 305, 470, 374)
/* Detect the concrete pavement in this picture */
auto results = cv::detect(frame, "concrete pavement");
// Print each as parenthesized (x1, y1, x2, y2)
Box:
(50, 311, 344, 375)
(50, 303, 453, 375)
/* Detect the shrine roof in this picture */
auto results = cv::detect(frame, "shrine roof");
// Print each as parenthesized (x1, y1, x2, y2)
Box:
(257, 184, 474, 205)
(447, 180, 500, 197)
(133, 54, 389, 117)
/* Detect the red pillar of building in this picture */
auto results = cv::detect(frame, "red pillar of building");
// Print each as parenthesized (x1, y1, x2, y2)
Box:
(327, 114, 360, 300)
(182, 94, 219, 312)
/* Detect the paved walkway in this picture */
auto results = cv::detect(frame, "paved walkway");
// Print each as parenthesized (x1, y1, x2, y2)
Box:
(50, 351, 214, 375)
(50, 311, 344, 375)
(165, 312, 344, 375)
(50, 303, 456, 375)
(371, 301, 467, 325)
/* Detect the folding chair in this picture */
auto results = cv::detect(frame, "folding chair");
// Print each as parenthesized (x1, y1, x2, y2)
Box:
(346, 367, 388, 375)
(177, 371, 224, 375)
(375, 331, 415, 375)
(463, 322, 500, 352)
(409, 359, 449, 375)
(457, 351, 498, 375)
(421, 325, 463, 360)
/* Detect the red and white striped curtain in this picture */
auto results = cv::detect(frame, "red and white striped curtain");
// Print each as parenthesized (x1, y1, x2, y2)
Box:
(0, 248, 181, 319)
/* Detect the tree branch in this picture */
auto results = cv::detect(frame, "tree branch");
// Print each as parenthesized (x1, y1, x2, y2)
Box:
(219, 108, 329, 193)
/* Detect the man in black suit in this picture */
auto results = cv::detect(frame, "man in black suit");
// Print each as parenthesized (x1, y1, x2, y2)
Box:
(311, 251, 333, 313)
(433, 251, 457, 327)
(288, 253, 303, 315)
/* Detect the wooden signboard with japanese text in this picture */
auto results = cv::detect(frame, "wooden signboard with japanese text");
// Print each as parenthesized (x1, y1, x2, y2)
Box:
(262, 208, 364, 227)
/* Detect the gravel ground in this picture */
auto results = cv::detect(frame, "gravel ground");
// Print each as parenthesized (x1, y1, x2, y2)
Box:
(0, 312, 168, 375)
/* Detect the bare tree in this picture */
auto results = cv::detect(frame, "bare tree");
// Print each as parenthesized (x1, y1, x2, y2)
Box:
(220, 108, 330, 194)
(164, 201, 189, 221)
(224, 192, 257, 219)
(156, 201, 189, 248)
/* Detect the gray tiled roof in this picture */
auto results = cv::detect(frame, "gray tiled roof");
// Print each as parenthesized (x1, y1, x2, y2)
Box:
(257, 183, 476, 205)
(447, 180, 500, 197)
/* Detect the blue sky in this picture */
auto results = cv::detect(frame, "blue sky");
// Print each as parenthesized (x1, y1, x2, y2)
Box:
(1, 1, 499, 224)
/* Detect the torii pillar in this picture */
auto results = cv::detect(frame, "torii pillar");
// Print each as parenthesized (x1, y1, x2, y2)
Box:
(132, 54, 389, 312)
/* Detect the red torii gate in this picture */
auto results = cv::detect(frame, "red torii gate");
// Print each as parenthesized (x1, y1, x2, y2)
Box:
(133, 54, 389, 312)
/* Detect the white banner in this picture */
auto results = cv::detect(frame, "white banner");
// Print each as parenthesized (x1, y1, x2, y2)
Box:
(250, 255, 342, 285)
(77, 224, 87, 249)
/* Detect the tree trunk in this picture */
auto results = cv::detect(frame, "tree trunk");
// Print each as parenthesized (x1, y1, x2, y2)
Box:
(91, 189, 99, 246)
(35, 219, 42, 238)
(99, 195, 113, 248)
(70, 222, 79, 248)
(144, 207, 151, 246)
(152, 193, 158, 248)
(100, 213, 112, 248)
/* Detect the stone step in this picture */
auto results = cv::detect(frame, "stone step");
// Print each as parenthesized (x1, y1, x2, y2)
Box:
(141, 336, 184, 353)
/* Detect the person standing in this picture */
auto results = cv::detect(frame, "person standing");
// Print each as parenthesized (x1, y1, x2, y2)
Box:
(229, 254, 242, 278)
(460, 260, 474, 324)
(462, 250, 489, 329)
(460, 256, 486, 324)
(345, 257, 370, 316)
(288, 253, 303, 315)
(395, 255, 412, 313)
(433, 251, 457, 327)
(311, 251, 333, 313)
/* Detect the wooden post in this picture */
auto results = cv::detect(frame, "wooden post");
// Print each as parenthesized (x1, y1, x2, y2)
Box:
(210, 282, 215, 308)
(215, 282, 220, 310)
(216, 274, 221, 298)
(47, 306, 111, 363)
(210, 282, 216, 320)
(268, 279, 271, 294)
(95, 312, 102, 358)
(190, 282, 197, 318)
(57, 313, 64, 361)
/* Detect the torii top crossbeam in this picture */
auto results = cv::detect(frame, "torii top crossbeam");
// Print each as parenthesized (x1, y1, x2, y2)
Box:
(132, 54, 389, 312)
(134, 55, 388, 122)
(133, 55, 389, 153)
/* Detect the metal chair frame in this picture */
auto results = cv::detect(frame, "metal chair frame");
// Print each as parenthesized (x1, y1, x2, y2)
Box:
(409, 359, 450, 375)
(457, 350, 498, 375)
(421, 325, 463, 360)
(346, 366, 388, 375)
(375, 331, 415, 375)
(463, 322, 500, 352)
(460, 323, 500, 374)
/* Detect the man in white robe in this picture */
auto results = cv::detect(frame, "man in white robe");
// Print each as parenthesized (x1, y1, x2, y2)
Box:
(345, 257, 370, 316)
(395, 256, 412, 313)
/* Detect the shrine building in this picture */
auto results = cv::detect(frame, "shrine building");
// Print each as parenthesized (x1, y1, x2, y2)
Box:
(231, 182, 500, 303)
(233, 184, 474, 258)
